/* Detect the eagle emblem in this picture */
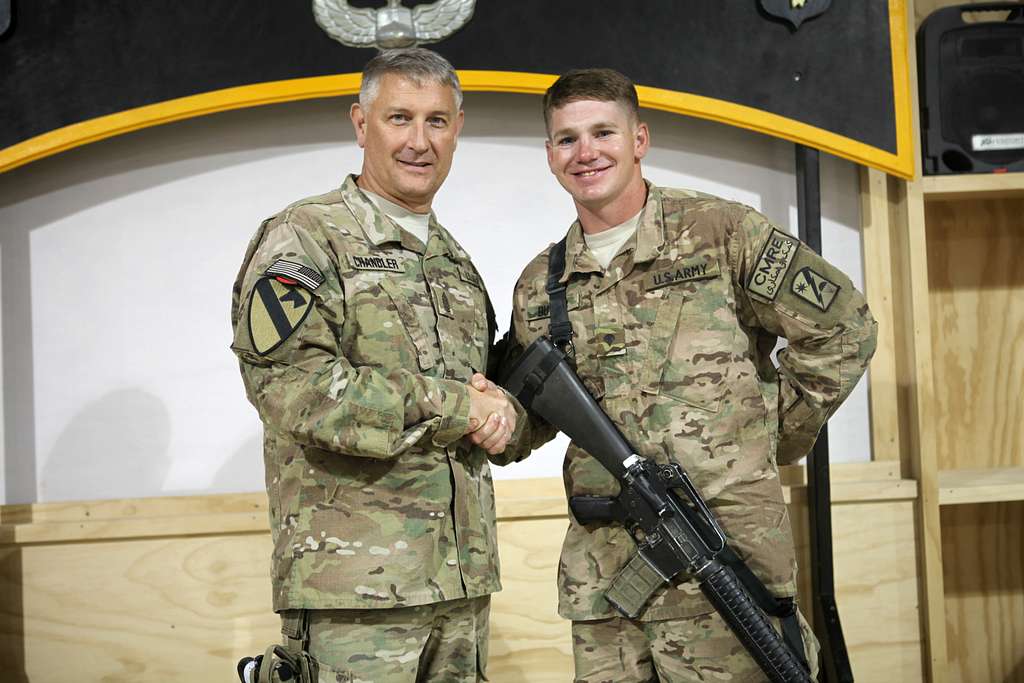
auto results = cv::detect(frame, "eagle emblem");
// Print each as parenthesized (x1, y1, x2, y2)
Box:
(759, 0, 832, 29)
(313, 0, 476, 49)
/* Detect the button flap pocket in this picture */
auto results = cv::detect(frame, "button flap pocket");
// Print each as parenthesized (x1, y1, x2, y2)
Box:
(379, 278, 439, 371)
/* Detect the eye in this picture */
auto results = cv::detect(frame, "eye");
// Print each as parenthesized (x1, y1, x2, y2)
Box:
(428, 116, 448, 128)
(389, 113, 410, 124)
(595, 129, 613, 138)
(556, 136, 575, 146)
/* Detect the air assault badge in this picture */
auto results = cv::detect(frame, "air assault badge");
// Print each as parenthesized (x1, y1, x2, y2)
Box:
(759, 0, 832, 29)
(313, 0, 475, 49)
(247, 260, 324, 355)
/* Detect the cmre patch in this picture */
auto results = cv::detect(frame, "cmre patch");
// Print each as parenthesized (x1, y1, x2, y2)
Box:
(747, 228, 798, 301)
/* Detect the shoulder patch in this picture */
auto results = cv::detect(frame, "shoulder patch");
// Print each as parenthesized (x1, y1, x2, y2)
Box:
(248, 277, 314, 355)
(265, 259, 324, 291)
(790, 266, 841, 311)
(347, 253, 404, 273)
(747, 228, 798, 301)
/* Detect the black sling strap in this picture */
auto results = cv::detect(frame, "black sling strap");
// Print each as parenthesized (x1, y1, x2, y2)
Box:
(545, 234, 806, 669)
(720, 546, 808, 670)
(546, 237, 573, 350)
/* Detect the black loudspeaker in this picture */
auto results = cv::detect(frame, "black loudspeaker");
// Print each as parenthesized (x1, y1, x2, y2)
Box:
(918, 3, 1024, 174)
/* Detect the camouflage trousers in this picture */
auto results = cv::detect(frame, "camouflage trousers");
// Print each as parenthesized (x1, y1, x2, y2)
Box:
(571, 608, 819, 683)
(282, 596, 490, 683)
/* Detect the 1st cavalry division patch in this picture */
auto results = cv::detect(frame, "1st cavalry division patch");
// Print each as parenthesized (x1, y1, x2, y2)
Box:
(248, 276, 314, 355)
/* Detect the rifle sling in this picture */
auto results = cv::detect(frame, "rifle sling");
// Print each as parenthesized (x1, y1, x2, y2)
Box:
(546, 237, 573, 350)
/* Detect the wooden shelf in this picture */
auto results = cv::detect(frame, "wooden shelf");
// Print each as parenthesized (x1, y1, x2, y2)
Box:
(937, 467, 1024, 506)
(921, 172, 1024, 201)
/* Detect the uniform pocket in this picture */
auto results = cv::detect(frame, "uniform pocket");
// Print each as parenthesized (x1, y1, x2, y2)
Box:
(658, 331, 733, 412)
(646, 290, 732, 412)
(378, 278, 440, 372)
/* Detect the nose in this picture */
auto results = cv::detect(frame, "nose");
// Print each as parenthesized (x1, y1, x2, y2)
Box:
(407, 121, 429, 154)
(576, 136, 598, 163)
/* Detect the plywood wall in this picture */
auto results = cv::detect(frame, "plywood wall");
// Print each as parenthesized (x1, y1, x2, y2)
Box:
(0, 475, 923, 682)
(924, 198, 1024, 472)
(941, 501, 1024, 683)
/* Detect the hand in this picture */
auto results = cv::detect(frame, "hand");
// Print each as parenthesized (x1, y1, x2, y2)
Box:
(465, 373, 517, 455)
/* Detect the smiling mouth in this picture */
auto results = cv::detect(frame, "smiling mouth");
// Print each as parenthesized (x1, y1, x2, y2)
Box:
(573, 166, 610, 178)
(399, 160, 432, 169)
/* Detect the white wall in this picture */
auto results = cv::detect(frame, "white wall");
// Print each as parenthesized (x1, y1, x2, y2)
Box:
(0, 92, 869, 505)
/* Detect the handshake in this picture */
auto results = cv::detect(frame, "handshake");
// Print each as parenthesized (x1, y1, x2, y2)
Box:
(463, 373, 517, 455)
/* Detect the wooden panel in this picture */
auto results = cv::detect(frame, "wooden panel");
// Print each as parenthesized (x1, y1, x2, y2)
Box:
(923, 172, 1024, 202)
(895, 173, 949, 681)
(940, 501, 1024, 683)
(939, 467, 1024, 505)
(489, 518, 573, 682)
(925, 198, 1024, 471)
(0, 533, 279, 682)
(835, 500, 926, 681)
(860, 166, 904, 463)
(0, 483, 923, 682)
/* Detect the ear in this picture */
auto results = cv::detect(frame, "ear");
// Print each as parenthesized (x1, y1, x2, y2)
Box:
(545, 138, 555, 173)
(634, 122, 650, 161)
(350, 102, 367, 148)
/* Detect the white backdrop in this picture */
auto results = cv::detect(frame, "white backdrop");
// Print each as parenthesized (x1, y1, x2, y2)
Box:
(0, 92, 870, 505)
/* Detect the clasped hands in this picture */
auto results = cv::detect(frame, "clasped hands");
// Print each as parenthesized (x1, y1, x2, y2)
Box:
(464, 373, 517, 455)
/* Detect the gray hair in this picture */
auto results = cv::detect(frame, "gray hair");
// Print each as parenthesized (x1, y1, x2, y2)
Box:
(359, 47, 463, 111)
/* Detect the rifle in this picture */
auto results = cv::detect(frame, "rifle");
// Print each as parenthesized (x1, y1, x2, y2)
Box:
(504, 335, 812, 683)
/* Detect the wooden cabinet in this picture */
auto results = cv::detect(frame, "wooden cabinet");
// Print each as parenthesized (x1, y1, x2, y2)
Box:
(876, 3, 1024, 679)
(897, 169, 1024, 682)
(916, 173, 1024, 683)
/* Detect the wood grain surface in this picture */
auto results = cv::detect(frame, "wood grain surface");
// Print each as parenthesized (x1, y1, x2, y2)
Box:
(0, 475, 923, 682)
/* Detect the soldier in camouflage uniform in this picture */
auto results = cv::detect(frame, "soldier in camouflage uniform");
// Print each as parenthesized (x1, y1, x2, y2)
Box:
(501, 69, 877, 682)
(230, 48, 519, 682)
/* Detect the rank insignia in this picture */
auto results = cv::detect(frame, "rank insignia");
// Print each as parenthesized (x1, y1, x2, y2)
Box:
(248, 277, 314, 355)
(759, 0, 832, 29)
(790, 266, 840, 311)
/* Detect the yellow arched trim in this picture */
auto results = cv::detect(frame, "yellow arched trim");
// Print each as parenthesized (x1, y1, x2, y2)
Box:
(1, 5, 913, 178)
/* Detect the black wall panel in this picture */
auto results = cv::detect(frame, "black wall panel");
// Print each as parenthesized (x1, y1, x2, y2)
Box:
(0, 1, 897, 156)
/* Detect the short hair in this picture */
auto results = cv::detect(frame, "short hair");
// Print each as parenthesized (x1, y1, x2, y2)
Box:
(542, 68, 640, 134)
(359, 47, 463, 111)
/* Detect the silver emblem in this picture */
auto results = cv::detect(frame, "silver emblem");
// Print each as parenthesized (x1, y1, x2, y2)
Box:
(313, 0, 475, 49)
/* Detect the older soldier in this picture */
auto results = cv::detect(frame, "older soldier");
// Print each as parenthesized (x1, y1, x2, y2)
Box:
(501, 69, 877, 682)
(231, 48, 517, 682)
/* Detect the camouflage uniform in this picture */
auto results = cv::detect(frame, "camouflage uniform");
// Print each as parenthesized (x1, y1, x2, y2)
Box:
(505, 183, 876, 681)
(231, 175, 506, 680)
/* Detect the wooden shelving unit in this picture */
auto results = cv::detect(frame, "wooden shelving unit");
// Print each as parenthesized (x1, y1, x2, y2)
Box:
(899, 167, 1024, 681)
(938, 467, 1024, 506)
(897, 5, 1024, 680)
(921, 171, 1024, 201)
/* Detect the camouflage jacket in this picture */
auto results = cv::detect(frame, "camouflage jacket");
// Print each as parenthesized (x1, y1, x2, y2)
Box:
(504, 183, 877, 621)
(231, 175, 503, 612)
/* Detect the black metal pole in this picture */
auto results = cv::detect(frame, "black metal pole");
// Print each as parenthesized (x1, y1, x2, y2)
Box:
(794, 144, 853, 683)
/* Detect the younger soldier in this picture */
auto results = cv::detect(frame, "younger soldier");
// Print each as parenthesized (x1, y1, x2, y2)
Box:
(501, 69, 877, 682)
(231, 48, 518, 682)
